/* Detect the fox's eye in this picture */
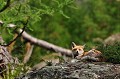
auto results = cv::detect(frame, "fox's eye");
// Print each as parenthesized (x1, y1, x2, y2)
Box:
(94, 50, 96, 52)
(73, 49, 76, 51)
(79, 49, 81, 51)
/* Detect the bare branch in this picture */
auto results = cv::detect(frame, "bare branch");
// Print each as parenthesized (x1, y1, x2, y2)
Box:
(0, 20, 73, 57)
(18, 29, 73, 57)
(23, 43, 34, 64)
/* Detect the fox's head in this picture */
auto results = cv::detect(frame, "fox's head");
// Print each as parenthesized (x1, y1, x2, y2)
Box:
(71, 42, 85, 56)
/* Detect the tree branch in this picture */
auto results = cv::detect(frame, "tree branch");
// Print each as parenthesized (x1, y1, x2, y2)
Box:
(23, 43, 34, 64)
(18, 29, 73, 57)
(0, 0, 11, 13)
(1, 21, 28, 47)
(0, 20, 73, 57)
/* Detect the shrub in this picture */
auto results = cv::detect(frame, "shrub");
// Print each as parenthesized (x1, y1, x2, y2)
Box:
(97, 42, 120, 64)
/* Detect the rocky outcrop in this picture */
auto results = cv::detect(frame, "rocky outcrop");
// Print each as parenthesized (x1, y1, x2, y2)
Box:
(0, 37, 19, 78)
(104, 33, 120, 45)
(93, 33, 120, 45)
(16, 60, 120, 79)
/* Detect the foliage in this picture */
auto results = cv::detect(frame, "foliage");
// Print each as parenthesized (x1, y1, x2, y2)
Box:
(97, 42, 120, 64)
(0, 0, 74, 64)
(0, 0, 120, 78)
(0, 0, 120, 67)
(0, 0, 73, 36)
(3, 63, 30, 79)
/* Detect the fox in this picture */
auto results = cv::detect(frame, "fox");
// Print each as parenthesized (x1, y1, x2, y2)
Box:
(71, 42, 104, 61)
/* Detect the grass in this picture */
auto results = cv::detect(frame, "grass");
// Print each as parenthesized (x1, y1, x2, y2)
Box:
(1, 63, 30, 79)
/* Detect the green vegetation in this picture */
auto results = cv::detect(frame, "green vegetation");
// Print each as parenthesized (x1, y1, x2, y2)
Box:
(0, 0, 120, 78)
(97, 42, 120, 64)
(3, 63, 30, 79)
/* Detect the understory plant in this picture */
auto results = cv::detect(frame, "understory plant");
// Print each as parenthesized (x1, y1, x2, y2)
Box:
(97, 42, 120, 64)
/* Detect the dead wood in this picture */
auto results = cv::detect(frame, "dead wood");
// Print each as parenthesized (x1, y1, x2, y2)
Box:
(18, 29, 73, 57)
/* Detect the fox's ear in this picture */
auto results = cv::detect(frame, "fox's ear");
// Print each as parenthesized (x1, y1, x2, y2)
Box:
(71, 42, 76, 49)
(82, 44, 86, 48)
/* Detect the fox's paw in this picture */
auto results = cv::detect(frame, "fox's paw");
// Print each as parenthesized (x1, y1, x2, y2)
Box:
(75, 55, 82, 60)
(76, 55, 100, 62)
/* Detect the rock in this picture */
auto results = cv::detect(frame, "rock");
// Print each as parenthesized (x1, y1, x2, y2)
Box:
(93, 33, 120, 45)
(0, 36, 19, 78)
(15, 61, 120, 79)
(104, 33, 120, 45)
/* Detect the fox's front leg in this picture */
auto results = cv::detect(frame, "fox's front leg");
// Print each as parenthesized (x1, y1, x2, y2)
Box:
(75, 54, 84, 59)
(75, 52, 89, 59)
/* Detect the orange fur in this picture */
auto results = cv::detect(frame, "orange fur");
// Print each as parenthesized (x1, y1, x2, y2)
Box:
(72, 42, 104, 61)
